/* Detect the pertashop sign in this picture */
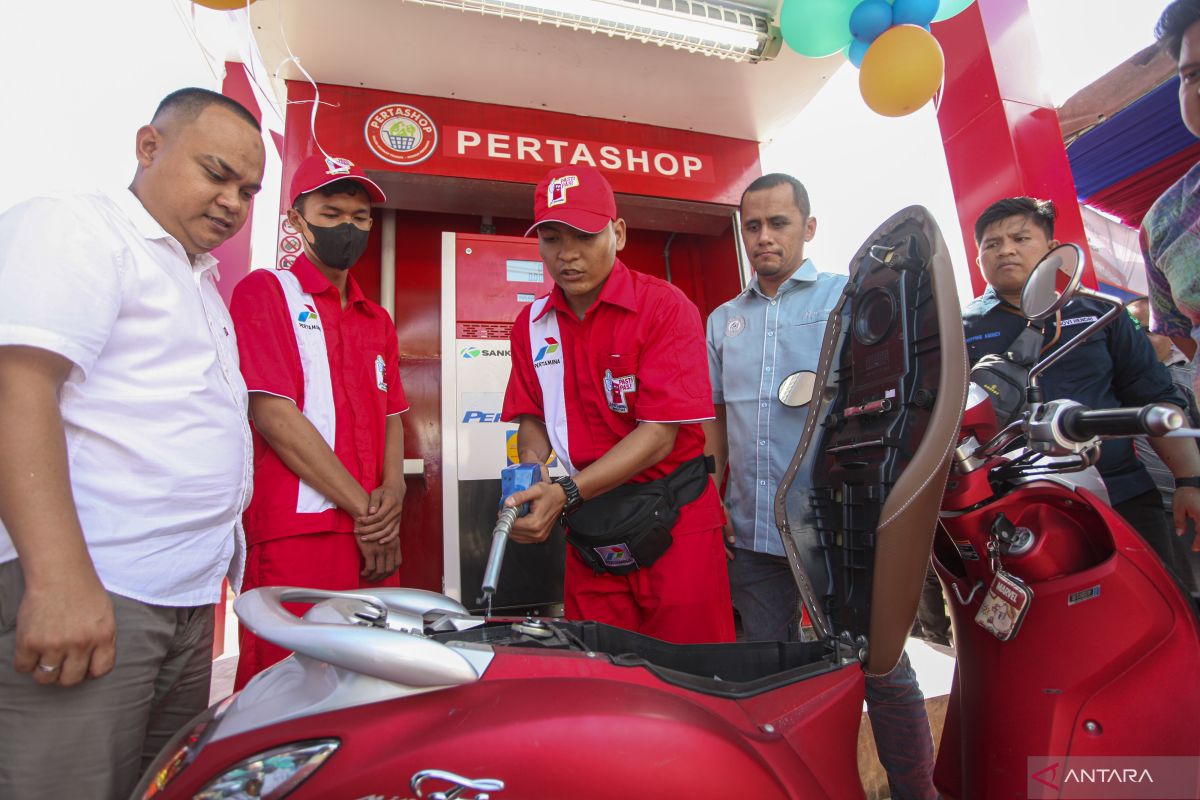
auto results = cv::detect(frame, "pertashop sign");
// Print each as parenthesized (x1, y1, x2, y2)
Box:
(448, 127, 711, 181)
(288, 82, 760, 206)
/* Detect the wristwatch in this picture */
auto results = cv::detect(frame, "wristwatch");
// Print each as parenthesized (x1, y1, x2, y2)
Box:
(552, 475, 584, 514)
(1175, 476, 1200, 489)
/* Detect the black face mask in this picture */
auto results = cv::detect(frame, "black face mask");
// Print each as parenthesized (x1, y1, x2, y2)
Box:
(302, 220, 370, 271)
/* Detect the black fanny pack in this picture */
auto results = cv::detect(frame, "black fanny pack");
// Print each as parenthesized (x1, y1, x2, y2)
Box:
(564, 454, 713, 575)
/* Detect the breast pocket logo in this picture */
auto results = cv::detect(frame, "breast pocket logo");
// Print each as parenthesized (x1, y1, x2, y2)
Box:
(533, 337, 561, 369)
(604, 369, 637, 413)
(297, 304, 321, 332)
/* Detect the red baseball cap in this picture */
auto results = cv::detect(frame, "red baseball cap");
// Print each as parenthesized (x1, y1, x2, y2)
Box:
(526, 165, 617, 236)
(289, 154, 386, 207)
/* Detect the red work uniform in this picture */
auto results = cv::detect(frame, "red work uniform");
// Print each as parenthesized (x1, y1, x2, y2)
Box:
(502, 258, 734, 644)
(229, 253, 409, 687)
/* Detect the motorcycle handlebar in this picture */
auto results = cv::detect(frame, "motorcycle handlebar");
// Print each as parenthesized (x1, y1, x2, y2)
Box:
(1059, 404, 1182, 441)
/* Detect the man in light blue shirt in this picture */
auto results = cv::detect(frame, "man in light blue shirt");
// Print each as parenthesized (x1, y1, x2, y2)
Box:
(705, 174, 936, 799)
(704, 179, 844, 639)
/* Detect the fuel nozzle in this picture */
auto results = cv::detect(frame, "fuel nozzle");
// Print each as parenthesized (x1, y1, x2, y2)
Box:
(480, 463, 543, 607)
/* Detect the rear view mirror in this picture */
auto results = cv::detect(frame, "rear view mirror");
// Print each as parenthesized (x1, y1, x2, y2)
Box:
(1020, 244, 1085, 321)
(778, 371, 817, 408)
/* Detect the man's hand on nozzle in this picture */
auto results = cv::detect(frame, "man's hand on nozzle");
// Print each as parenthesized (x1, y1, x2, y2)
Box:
(504, 480, 567, 544)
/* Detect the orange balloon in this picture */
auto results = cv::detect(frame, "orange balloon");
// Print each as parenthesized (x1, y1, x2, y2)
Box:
(192, 0, 259, 9)
(859, 24, 945, 117)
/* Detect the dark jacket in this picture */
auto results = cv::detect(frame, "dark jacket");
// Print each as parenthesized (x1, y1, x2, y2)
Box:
(963, 287, 1187, 505)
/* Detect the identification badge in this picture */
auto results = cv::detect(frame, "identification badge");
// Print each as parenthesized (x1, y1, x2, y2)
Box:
(603, 369, 637, 413)
(975, 569, 1032, 641)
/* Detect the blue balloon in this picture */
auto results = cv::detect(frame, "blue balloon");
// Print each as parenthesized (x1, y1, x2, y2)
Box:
(849, 0, 893, 44)
(846, 38, 870, 68)
(892, 0, 939, 27)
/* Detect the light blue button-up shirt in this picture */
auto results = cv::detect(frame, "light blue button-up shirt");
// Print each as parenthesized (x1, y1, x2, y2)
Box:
(706, 260, 847, 556)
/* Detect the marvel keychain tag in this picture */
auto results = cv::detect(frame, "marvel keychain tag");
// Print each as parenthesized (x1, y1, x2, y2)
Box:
(975, 569, 1033, 641)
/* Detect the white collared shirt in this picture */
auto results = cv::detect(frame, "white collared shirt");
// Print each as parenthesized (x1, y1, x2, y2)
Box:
(0, 189, 251, 605)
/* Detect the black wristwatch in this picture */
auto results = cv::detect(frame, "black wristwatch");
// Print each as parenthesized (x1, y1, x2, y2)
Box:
(552, 475, 584, 514)
(1175, 476, 1200, 489)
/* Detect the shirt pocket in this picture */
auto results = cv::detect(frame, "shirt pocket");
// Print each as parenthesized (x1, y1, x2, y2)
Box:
(776, 318, 830, 375)
(600, 352, 640, 416)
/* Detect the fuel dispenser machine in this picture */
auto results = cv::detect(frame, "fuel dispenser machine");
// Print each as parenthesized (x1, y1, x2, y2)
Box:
(440, 231, 565, 612)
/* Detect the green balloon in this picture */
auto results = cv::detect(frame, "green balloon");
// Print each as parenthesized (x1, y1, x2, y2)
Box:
(931, 0, 975, 22)
(780, 0, 857, 58)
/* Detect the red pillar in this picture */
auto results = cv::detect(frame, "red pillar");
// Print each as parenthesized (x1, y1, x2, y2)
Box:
(934, 0, 1091, 296)
(212, 61, 263, 308)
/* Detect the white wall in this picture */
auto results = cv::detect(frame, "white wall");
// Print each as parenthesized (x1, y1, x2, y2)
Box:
(0, 0, 282, 269)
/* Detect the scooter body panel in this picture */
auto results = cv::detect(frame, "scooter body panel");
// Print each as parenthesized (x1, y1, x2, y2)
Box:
(934, 481, 1200, 798)
(157, 648, 867, 799)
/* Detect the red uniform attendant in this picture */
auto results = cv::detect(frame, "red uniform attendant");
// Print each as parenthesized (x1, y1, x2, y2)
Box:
(230, 156, 410, 688)
(501, 165, 734, 644)
(232, 254, 409, 539)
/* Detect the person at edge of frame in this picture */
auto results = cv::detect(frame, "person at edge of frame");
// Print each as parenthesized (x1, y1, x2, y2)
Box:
(0, 87, 265, 800)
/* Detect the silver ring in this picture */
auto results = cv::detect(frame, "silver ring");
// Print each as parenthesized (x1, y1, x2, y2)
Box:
(36, 663, 60, 674)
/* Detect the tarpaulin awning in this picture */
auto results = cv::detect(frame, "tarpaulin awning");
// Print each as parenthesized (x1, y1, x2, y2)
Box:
(1067, 76, 1200, 227)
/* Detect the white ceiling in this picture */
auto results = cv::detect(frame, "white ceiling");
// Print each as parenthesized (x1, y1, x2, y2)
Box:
(249, 0, 841, 143)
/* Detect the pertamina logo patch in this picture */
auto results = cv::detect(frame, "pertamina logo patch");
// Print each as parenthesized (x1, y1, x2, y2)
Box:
(594, 543, 636, 568)
(533, 337, 561, 367)
(365, 103, 437, 166)
(604, 369, 637, 413)
(297, 304, 321, 331)
(547, 175, 579, 207)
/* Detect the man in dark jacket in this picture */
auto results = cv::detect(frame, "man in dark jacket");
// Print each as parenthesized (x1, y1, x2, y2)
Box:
(964, 196, 1200, 568)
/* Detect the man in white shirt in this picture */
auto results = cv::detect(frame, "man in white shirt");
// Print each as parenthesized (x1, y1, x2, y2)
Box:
(0, 87, 264, 800)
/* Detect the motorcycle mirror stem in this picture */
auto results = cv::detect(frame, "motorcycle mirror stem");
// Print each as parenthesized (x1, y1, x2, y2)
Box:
(1021, 242, 1126, 395)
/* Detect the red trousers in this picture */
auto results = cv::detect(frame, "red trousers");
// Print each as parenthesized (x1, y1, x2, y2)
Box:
(234, 532, 400, 690)
(564, 525, 735, 644)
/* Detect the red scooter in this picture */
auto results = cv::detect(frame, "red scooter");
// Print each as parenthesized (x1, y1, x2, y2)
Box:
(931, 244, 1200, 799)
(133, 209, 1200, 800)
